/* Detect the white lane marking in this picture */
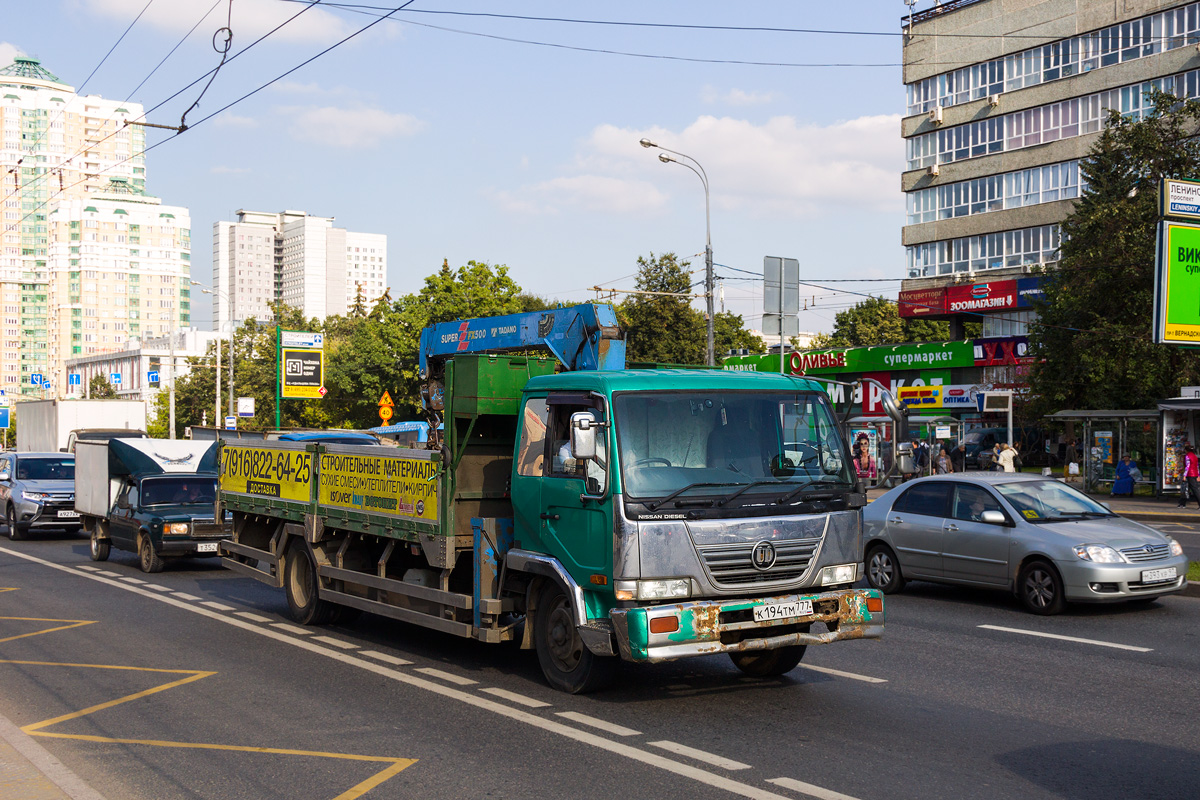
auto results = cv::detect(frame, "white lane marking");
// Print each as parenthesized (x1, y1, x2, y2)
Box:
(234, 612, 273, 623)
(3, 549, 806, 800)
(798, 664, 888, 684)
(359, 650, 412, 666)
(415, 667, 477, 685)
(270, 622, 313, 635)
(649, 741, 751, 771)
(978, 624, 1153, 652)
(200, 601, 235, 612)
(480, 687, 550, 708)
(96, 570, 121, 577)
(143, 584, 172, 593)
(172, 592, 200, 601)
(768, 777, 862, 800)
(312, 635, 359, 650)
(555, 712, 640, 737)
(120, 577, 147, 585)
(76, 565, 100, 572)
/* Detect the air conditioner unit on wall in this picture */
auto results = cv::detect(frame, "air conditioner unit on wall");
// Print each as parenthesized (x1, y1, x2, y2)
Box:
(988, 94, 1000, 108)
(926, 164, 940, 177)
(929, 105, 944, 124)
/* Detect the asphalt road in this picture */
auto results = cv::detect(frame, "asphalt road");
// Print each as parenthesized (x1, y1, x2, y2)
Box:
(1, 531, 1197, 800)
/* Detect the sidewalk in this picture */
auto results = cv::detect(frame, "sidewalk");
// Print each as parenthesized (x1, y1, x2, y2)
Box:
(0, 712, 108, 800)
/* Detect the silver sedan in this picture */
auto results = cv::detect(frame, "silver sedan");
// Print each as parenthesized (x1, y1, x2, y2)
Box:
(862, 473, 1189, 614)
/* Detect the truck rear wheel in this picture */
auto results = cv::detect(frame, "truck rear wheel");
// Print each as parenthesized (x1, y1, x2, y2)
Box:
(89, 529, 110, 562)
(284, 543, 338, 626)
(139, 534, 164, 573)
(534, 582, 615, 694)
(729, 646, 807, 677)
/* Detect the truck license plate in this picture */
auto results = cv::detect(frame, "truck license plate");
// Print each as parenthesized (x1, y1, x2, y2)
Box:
(57, 510, 79, 519)
(1141, 567, 1176, 584)
(196, 542, 219, 553)
(753, 599, 813, 623)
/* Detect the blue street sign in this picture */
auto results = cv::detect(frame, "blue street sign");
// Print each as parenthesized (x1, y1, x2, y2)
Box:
(68, 373, 81, 387)
(224, 415, 237, 430)
(110, 372, 122, 386)
(147, 370, 160, 384)
(0, 408, 9, 429)
(30, 373, 43, 386)
(41, 378, 50, 389)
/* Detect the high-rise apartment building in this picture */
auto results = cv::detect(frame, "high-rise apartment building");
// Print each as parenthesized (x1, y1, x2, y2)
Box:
(213, 210, 387, 329)
(0, 56, 189, 396)
(900, 0, 1200, 337)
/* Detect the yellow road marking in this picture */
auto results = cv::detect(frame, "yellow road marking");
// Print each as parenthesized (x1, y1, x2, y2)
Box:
(0, 615, 96, 643)
(0, 587, 17, 592)
(31, 732, 418, 764)
(21, 669, 215, 734)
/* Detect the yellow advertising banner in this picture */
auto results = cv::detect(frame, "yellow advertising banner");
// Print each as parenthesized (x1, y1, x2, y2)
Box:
(281, 348, 325, 399)
(896, 385, 943, 409)
(317, 452, 439, 523)
(221, 445, 313, 502)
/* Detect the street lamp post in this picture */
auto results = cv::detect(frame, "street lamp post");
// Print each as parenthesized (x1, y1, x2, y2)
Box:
(192, 281, 234, 429)
(640, 137, 715, 366)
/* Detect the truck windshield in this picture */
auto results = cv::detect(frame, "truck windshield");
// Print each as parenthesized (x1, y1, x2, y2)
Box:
(17, 458, 75, 481)
(141, 477, 217, 506)
(614, 391, 853, 502)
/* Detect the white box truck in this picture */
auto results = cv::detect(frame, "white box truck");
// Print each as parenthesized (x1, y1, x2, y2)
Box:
(76, 438, 229, 572)
(16, 399, 147, 453)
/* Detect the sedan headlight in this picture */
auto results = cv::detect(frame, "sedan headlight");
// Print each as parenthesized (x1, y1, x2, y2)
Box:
(166, 522, 190, 535)
(1073, 544, 1126, 563)
(21, 491, 49, 502)
(1167, 537, 1184, 557)
(636, 579, 690, 601)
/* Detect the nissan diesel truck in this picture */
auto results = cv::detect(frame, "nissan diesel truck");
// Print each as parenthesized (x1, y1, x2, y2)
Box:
(217, 305, 891, 692)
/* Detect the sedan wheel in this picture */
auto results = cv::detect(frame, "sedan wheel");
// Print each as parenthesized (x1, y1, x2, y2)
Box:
(1018, 560, 1065, 615)
(6, 505, 25, 541)
(865, 544, 905, 594)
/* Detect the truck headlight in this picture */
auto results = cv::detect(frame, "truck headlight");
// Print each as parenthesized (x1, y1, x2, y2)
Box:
(166, 523, 190, 535)
(22, 491, 48, 502)
(636, 579, 690, 601)
(1072, 544, 1125, 563)
(820, 564, 858, 586)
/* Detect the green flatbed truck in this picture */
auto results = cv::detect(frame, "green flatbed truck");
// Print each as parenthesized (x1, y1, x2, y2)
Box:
(218, 351, 888, 692)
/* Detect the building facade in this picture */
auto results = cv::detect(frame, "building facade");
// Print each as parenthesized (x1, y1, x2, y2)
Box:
(900, 0, 1199, 343)
(64, 328, 219, 403)
(213, 210, 387, 329)
(0, 56, 189, 397)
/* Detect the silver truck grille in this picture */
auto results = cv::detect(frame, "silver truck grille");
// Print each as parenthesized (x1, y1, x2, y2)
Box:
(697, 537, 822, 586)
(1121, 543, 1170, 563)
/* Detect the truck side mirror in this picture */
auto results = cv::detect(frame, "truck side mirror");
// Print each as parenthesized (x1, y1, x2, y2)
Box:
(117, 496, 130, 510)
(570, 411, 599, 460)
(0, 469, 9, 481)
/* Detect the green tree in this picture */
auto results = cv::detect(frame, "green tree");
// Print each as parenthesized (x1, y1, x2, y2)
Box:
(1026, 90, 1200, 415)
(619, 252, 705, 364)
(714, 311, 764, 358)
(811, 296, 953, 348)
(87, 375, 119, 399)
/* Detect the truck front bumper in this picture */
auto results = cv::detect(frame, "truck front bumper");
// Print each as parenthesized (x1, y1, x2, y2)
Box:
(609, 587, 883, 663)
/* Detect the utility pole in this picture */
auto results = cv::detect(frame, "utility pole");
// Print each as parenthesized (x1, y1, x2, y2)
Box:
(168, 322, 176, 439)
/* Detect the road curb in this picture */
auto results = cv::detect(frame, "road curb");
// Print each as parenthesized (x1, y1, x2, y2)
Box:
(1113, 510, 1200, 524)
(0, 711, 109, 800)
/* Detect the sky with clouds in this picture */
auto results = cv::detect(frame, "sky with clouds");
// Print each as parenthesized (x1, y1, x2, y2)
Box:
(7, 0, 918, 335)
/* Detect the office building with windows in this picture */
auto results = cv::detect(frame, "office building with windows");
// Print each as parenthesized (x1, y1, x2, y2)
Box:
(213, 210, 387, 329)
(900, 0, 1200, 341)
(0, 56, 190, 396)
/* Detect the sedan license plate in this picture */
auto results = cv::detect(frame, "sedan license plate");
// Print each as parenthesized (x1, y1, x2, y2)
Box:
(1141, 567, 1177, 584)
(57, 510, 79, 519)
(196, 542, 220, 553)
(753, 599, 813, 623)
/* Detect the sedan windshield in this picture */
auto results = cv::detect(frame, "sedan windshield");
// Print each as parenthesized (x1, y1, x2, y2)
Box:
(614, 391, 853, 502)
(141, 477, 217, 506)
(995, 479, 1113, 521)
(17, 458, 74, 481)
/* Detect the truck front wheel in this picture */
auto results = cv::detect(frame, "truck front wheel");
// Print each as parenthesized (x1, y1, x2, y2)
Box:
(534, 582, 615, 694)
(284, 543, 338, 625)
(729, 646, 807, 677)
(89, 529, 110, 562)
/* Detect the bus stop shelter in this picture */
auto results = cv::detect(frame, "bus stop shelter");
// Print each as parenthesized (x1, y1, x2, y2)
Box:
(1045, 409, 1159, 494)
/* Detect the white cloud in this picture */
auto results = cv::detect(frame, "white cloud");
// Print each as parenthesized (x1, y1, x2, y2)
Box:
(80, 0, 355, 44)
(213, 112, 258, 129)
(700, 86, 778, 107)
(0, 43, 22, 68)
(277, 104, 424, 149)
(587, 114, 904, 216)
(494, 176, 667, 216)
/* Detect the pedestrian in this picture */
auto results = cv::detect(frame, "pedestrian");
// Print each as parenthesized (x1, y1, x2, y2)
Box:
(1112, 454, 1136, 497)
(1177, 444, 1200, 509)
(997, 442, 1017, 473)
(950, 441, 966, 473)
(912, 439, 929, 476)
(990, 442, 1003, 471)
(1063, 438, 1078, 481)
(935, 444, 953, 474)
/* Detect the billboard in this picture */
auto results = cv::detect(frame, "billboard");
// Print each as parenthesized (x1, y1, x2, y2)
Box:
(945, 280, 1018, 314)
(1153, 220, 1200, 344)
(897, 287, 946, 318)
(281, 348, 324, 399)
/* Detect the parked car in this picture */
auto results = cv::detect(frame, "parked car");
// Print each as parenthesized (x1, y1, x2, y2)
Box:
(963, 426, 1046, 469)
(0, 452, 80, 539)
(862, 473, 1188, 614)
(274, 431, 379, 445)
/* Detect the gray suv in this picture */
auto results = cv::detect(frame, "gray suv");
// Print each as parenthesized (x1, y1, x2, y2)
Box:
(0, 452, 80, 540)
